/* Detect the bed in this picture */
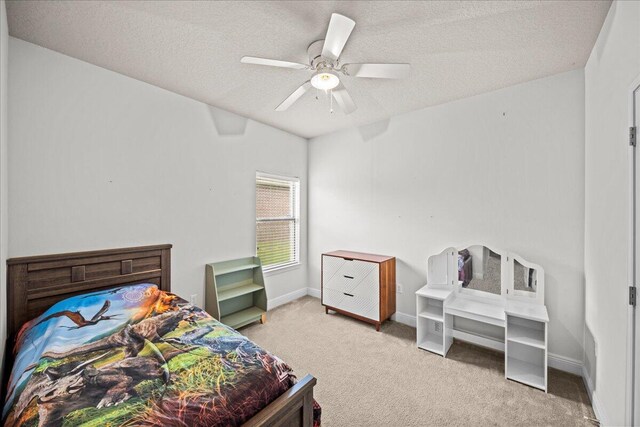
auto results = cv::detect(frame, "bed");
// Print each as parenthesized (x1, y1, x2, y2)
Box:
(1, 244, 319, 427)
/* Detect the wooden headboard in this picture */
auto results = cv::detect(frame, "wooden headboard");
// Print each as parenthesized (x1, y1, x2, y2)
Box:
(5, 244, 172, 340)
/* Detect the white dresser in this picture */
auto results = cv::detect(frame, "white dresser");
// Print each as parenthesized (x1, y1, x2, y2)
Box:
(322, 250, 395, 331)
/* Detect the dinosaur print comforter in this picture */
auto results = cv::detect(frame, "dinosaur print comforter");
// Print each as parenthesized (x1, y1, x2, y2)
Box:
(2, 284, 319, 427)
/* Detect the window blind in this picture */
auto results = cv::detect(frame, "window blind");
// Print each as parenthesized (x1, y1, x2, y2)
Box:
(256, 173, 300, 271)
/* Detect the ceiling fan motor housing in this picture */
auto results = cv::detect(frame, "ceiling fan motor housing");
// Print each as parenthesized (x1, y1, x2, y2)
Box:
(308, 39, 332, 69)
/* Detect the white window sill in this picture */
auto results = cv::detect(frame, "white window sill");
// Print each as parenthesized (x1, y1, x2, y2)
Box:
(263, 262, 301, 276)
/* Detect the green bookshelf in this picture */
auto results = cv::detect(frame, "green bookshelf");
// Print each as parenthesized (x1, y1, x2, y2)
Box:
(205, 256, 267, 329)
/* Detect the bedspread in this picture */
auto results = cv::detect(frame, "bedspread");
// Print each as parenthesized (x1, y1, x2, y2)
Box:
(2, 283, 317, 427)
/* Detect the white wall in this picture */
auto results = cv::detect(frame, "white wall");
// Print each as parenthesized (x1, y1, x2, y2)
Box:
(0, 0, 9, 384)
(584, 1, 640, 424)
(308, 69, 586, 363)
(8, 38, 308, 308)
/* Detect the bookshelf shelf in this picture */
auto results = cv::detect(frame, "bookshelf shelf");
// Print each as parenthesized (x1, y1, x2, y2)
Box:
(205, 257, 267, 329)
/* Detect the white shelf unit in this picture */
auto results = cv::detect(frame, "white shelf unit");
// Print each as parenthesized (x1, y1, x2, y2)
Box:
(506, 315, 547, 391)
(416, 290, 452, 356)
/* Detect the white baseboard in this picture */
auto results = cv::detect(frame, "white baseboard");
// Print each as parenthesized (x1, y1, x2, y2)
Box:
(307, 287, 321, 299)
(548, 353, 583, 376)
(582, 365, 606, 425)
(268, 288, 308, 310)
(391, 311, 416, 328)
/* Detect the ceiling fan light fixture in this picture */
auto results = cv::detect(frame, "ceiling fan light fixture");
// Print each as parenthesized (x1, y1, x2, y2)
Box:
(240, 13, 411, 114)
(311, 71, 339, 90)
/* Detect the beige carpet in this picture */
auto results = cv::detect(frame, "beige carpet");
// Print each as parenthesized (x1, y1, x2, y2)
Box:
(243, 296, 595, 427)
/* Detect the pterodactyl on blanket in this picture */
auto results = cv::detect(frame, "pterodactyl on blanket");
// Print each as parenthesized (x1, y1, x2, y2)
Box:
(33, 300, 119, 330)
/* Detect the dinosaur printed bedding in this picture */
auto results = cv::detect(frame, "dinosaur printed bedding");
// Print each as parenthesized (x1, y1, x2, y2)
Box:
(2, 283, 320, 427)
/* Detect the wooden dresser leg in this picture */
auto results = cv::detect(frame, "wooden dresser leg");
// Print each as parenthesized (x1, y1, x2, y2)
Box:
(376, 323, 381, 332)
(325, 306, 329, 314)
(261, 313, 267, 324)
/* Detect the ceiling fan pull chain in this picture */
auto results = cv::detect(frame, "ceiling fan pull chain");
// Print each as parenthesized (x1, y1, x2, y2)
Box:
(330, 88, 334, 113)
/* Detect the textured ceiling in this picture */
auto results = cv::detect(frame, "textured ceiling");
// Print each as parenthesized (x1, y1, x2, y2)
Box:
(6, 0, 610, 139)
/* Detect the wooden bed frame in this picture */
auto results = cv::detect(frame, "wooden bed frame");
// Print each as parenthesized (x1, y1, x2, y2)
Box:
(2, 244, 317, 426)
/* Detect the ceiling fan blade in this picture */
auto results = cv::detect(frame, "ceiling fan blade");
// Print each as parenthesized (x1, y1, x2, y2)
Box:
(343, 63, 411, 79)
(332, 83, 357, 114)
(275, 81, 312, 111)
(241, 56, 308, 70)
(322, 13, 356, 62)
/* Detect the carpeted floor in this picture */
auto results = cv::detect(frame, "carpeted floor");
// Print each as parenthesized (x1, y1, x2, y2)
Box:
(243, 296, 596, 427)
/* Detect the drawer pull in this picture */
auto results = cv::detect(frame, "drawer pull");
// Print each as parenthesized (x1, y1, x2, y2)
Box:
(344, 275, 354, 279)
(343, 293, 354, 297)
(344, 258, 354, 261)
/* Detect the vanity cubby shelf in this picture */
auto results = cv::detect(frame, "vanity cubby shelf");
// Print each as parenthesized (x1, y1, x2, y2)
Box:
(205, 256, 267, 329)
(418, 323, 443, 355)
(505, 308, 548, 390)
(417, 245, 549, 392)
(507, 322, 545, 349)
(418, 304, 443, 322)
(416, 287, 453, 357)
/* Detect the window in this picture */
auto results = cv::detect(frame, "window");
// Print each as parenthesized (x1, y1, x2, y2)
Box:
(256, 172, 300, 271)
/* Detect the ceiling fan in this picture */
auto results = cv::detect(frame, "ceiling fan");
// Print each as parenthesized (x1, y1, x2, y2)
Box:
(241, 13, 410, 114)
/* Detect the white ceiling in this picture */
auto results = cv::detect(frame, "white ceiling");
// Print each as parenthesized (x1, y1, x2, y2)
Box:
(6, 1, 610, 139)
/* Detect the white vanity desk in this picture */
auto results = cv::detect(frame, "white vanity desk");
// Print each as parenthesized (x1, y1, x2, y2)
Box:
(416, 245, 549, 392)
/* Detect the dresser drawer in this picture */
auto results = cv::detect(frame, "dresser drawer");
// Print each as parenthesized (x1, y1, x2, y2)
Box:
(322, 287, 380, 321)
(341, 259, 378, 279)
(346, 265, 380, 299)
(323, 268, 379, 294)
(322, 255, 378, 293)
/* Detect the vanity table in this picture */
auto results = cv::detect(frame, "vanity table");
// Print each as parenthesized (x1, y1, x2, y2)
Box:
(416, 245, 549, 392)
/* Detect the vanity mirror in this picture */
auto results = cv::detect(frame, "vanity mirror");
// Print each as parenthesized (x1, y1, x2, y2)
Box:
(508, 254, 544, 304)
(514, 259, 536, 292)
(458, 245, 503, 296)
(426, 244, 544, 303)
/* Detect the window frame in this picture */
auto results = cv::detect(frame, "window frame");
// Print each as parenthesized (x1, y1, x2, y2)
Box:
(255, 171, 301, 273)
